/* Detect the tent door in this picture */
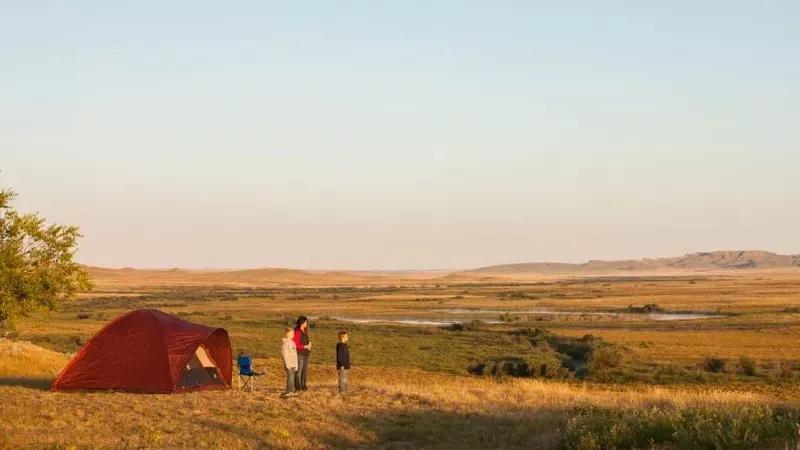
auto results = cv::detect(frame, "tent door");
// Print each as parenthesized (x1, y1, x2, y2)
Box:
(178, 344, 224, 389)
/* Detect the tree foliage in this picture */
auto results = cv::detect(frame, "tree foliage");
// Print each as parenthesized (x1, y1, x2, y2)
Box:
(0, 188, 91, 328)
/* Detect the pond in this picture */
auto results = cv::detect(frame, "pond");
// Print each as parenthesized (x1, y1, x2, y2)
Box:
(318, 308, 717, 327)
(326, 316, 502, 326)
(435, 308, 718, 321)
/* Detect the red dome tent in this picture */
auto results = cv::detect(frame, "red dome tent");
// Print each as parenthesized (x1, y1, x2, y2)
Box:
(51, 309, 232, 393)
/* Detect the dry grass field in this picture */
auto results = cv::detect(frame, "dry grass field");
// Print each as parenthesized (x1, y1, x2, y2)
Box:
(3, 343, 800, 449)
(4, 268, 800, 448)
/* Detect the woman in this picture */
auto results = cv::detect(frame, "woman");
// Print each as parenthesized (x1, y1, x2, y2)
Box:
(293, 316, 312, 391)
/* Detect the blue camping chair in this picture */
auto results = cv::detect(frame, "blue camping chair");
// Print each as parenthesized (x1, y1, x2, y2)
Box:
(236, 354, 266, 391)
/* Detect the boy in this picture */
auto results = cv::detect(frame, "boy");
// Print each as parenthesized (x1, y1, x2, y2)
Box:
(335, 330, 351, 394)
(281, 326, 298, 397)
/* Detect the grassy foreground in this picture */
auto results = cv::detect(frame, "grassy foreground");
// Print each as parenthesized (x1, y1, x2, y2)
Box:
(2, 339, 800, 449)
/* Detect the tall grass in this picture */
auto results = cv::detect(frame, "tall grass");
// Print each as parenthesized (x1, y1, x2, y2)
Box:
(0, 338, 66, 378)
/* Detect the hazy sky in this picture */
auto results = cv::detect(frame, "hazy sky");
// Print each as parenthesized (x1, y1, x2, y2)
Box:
(2, 1, 799, 269)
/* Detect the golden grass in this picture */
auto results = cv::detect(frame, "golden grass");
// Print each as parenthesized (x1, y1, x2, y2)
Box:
(15, 271, 800, 374)
(0, 338, 67, 380)
(6, 271, 800, 448)
(1, 346, 794, 450)
(557, 327, 800, 361)
(84, 266, 455, 289)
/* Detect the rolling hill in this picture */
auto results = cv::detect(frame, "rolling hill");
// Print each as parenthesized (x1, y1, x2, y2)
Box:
(84, 250, 800, 287)
(465, 250, 800, 276)
(85, 266, 399, 287)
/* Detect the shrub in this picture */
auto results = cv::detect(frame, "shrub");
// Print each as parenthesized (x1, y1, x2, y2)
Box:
(445, 320, 483, 332)
(75, 311, 91, 320)
(464, 320, 484, 331)
(565, 406, 677, 449)
(537, 363, 551, 377)
(513, 328, 624, 378)
(514, 327, 553, 347)
(467, 361, 486, 375)
(626, 303, 665, 313)
(499, 291, 537, 300)
(487, 358, 530, 377)
(587, 345, 623, 371)
(775, 361, 796, 379)
(468, 353, 565, 379)
(701, 357, 727, 373)
(738, 356, 758, 376)
(471, 358, 519, 378)
(673, 406, 800, 449)
(498, 312, 519, 323)
(565, 405, 800, 450)
(652, 364, 697, 384)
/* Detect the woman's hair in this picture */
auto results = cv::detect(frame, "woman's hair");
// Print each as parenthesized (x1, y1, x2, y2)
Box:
(338, 330, 348, 340)
(284, 326, 294, 334)
(295, 316, 308, 328)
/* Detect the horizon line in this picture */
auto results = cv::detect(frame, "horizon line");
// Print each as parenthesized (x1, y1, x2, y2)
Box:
(79, 248, 799, 273)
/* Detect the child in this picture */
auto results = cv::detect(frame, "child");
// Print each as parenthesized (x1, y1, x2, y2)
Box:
(281, 326, 298, 397)
(335, 330, 350, 394)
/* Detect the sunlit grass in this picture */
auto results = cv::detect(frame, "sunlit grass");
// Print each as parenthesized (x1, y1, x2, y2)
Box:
(2, 347, 798, 449)
(0, 338, 67, 379)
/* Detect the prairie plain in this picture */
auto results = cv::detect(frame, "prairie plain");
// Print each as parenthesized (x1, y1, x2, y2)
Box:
(4, 267, 800, 449)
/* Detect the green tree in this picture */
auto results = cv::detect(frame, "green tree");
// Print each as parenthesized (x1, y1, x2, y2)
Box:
(0, 188, 91, 329)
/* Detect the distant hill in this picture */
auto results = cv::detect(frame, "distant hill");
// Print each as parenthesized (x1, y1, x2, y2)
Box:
(466, 251, 800, 275)
(84, 266, 441, 287)
(85, 250, 800, 286)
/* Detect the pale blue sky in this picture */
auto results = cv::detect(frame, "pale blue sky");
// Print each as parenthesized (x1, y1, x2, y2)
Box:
(2, 1, 799, 269)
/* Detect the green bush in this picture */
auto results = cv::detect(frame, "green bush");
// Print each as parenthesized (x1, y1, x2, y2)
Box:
(514, 327, 553, 346)
(652, 364, 700, 384)
(446, 320, 484, 332)
(498, 312, 519, 322)
(738, 356, 758, 376)
(588, 346, 624, 371)
(565, 406, 676, 449)
(626, 303, 665, 313)
(702, 357, 727, 373)
(673, 406, 799, 449)
(467, 352, 565, 379)
(512, 328, 626, 378)
(774, 361, 796, 379)
(565, 405, 800, 450)
(472, 357, 532, 377)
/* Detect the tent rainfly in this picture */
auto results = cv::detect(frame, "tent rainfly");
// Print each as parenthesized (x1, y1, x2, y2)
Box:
(50, 309, 232, 393)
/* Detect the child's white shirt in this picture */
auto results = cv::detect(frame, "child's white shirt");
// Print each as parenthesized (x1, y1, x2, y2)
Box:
(281, 337, 298, 369)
